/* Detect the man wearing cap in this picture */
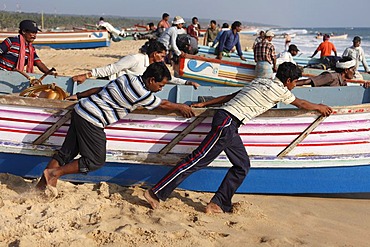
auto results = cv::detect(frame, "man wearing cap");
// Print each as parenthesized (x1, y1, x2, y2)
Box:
(253, 30, 277, 78)
(158, 16, 186, 58)
(0, 20, 55, 74)
(215, 21, 246, 61)
(276, 44, 299, 67)
(342, 36, 370, 79)
(296, 56, 355, 87)
(311, 34, 337, 59)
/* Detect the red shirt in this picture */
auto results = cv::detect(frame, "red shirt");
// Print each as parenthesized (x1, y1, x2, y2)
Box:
(316, 40, 336, 58)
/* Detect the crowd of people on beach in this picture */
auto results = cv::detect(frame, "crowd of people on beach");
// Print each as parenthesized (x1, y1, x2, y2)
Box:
(0, 15, 369, 214)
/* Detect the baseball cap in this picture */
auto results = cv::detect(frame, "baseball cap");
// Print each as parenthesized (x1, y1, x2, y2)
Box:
(353, 36, 361, 42)
(19, 20, 41, 32)
(288, 44, 299, 52)
(172, 16, 185, 25)
(265, 30, 275, 37)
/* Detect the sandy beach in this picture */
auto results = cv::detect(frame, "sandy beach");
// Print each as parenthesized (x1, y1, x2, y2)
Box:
(1, 36, 370, 247)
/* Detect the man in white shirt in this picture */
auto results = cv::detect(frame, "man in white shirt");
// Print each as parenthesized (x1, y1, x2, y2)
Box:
(342, 36, 370, 79)
(72, 40, 199, 88)
(276, 44, 299, 67)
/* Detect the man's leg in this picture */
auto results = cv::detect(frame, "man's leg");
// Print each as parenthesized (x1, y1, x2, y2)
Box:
(210, 134, 250, 212)
(43, 160, 79, 188)
(146, 110, 235, 208)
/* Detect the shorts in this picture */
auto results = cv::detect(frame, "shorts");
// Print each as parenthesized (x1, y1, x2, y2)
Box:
(53, 110, 107, 173)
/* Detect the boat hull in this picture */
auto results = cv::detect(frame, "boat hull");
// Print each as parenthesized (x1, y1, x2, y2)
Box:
(0, 70, 370, 194)
(0, 30, 110, 49)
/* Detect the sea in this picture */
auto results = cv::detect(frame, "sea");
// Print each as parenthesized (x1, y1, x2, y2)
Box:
(248, 27, 370, 58)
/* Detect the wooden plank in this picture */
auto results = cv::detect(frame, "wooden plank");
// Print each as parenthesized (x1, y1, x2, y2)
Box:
(277, 115, 327, 158)
(159, 112, 208, 155)
(32, 107, 74, 145)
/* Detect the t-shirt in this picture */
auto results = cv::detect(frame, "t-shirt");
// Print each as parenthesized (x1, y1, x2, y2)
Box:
(0, 35, 41, 71)
(316, 41, 336, 58)
(222, 77, 296, 124)
(75, 74, 161, 128)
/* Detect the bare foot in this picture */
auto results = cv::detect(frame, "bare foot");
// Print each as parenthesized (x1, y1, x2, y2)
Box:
(35, 160, 60, 190)
(144, 189, 160, 209)
(205, 202, 224, 214)
(43, 168, 58, 188)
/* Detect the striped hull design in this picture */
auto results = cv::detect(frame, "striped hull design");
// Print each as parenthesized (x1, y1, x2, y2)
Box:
(1, 104, 370, 161)
(0, 30, 110, 49)
(0, 100, 370, 193)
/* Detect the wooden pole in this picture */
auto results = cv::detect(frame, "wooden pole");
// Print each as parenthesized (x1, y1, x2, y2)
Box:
(277, 115, 327, 158)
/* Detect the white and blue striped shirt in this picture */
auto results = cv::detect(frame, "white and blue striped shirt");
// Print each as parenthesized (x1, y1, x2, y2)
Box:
(75, 74, 161, 128)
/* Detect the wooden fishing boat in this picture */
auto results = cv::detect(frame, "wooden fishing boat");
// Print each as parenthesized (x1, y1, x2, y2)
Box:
(0, 30, 110, 49)
(176, 53, 370, 87)
(197, 45, 370, 71)
(316, 34, 348, 40)
(0, 70, 370, 194)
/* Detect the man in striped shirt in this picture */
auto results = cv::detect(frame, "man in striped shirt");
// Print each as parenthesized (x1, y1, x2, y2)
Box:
(0, 20, 54, 74)
(36, 62, 194, 192)
(144, 62, 333, 214)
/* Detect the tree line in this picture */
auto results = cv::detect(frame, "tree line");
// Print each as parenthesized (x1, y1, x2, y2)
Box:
(0, 11, 156, 30)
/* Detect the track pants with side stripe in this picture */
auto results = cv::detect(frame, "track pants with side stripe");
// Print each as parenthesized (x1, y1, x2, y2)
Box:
(151, 110, 250, 212)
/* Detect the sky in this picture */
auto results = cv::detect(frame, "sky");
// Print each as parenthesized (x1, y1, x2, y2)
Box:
(2, 0, 370, 28)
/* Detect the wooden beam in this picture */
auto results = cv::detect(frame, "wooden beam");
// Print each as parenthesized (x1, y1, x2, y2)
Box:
(277, 115, 327, 158)
(33, 107, 74, 145)
(159, 112, 208, 155)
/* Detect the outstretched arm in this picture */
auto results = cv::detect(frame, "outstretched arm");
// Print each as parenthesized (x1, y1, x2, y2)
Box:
(290, 97, 332, 116)
(191, 91, 239, 108)
(156, 100, 195, 118)
(66, 87, 103, 100)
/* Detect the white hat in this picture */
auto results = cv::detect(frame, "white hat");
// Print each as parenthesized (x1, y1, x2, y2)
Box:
(172, 16, 185, 25)
(265, 30, 275, 37)
(336, 59, 356, 69)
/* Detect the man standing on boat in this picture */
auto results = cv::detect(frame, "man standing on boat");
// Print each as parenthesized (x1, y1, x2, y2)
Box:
(342, 36, 370, 80)
(310, 34, 337, 59)
(144, 62, 333, 214)
(36, 63, 195, 194)
(215, 21, 246, 61)
(0, 20, 56, 75)
(253, 30, 277, 78)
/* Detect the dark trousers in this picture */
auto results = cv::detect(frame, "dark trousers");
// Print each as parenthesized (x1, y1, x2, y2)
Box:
(151, 110, 250, 212)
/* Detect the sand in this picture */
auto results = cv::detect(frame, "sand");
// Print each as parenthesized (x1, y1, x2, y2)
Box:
(1, 36, 370, 247)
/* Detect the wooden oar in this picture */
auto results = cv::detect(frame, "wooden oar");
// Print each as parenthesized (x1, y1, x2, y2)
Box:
(277, 115, 327, 158)
(159, 112, 208, 155)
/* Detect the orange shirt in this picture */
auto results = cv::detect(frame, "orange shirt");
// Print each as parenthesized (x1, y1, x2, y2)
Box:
(316, 41, 336, 57)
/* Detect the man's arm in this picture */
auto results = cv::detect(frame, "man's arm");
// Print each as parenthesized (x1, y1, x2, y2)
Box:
(216, 32, 227, 59)
(34, 61, 56, 75)
(156, 99, 195, 118)
(72, 55, 137, 84)
(191, 91, 239, 108)
(66, 87, 103, 100)
(290, 97, 332, 116)
(310, 48, 319, 58)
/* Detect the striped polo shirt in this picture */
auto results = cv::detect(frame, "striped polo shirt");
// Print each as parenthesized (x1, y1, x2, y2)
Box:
(222, 77, 295, 124)
(75, 74, 162, 128)
(0, 35, 41, 71)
